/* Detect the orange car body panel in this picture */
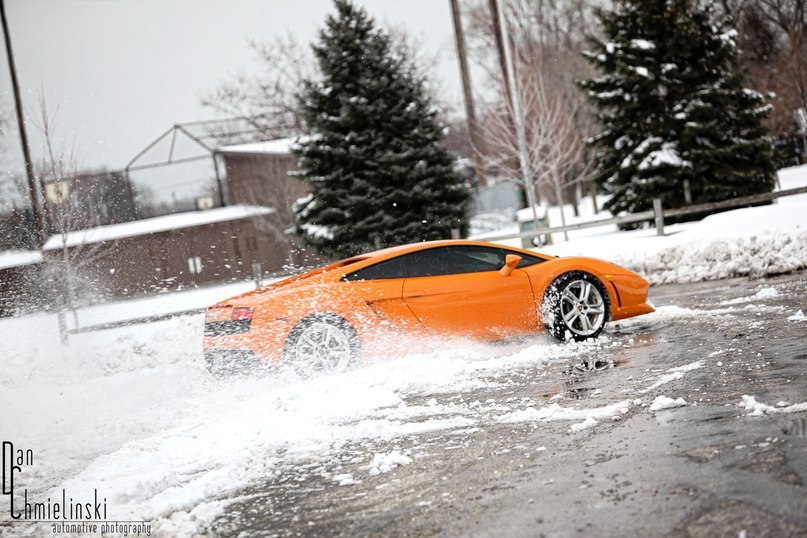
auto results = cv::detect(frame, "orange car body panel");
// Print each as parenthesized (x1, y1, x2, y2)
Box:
(202, 240, 654, 364)
(402, 269, 537, 339)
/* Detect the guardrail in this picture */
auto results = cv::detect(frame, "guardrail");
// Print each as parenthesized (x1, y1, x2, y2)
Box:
(480, 185, 807, 242)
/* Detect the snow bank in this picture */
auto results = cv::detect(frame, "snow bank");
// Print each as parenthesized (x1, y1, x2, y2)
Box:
(611, 223, 807, 284)
(477, 164, 807, 284)
(542, 200, 807, 284)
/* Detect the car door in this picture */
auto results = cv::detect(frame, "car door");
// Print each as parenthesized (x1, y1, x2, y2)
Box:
(400, 246, 538, 339)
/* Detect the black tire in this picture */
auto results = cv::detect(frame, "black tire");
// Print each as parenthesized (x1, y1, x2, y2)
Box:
(542, 271, 611, 342)
(283, 313, 361, 377)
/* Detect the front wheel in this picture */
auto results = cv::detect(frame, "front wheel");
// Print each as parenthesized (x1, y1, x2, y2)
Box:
(543, 272, 610, 341)
(283, 314, 360, 377)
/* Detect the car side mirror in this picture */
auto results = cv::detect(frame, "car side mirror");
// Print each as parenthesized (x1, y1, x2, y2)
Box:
(499, 254, 522, 277)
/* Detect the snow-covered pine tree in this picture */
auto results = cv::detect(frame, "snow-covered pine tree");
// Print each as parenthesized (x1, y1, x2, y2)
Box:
(580, 0, 777, 218)
(293, 0, 469, 258)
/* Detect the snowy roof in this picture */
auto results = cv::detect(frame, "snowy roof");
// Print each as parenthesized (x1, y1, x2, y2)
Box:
(217, 136, 307, 156)
(0, 250, 43, 270)
(43, 205, 275, 250)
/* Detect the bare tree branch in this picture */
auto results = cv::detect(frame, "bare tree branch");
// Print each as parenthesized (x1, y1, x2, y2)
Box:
(30, 93, 118, 331)
(200, 25, 454, 145)
(468, 0, 598, 217)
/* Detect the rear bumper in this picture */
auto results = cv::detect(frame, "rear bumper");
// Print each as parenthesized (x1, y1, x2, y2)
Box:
(202, 325, 286, 365)
(204, 348, 269, 376)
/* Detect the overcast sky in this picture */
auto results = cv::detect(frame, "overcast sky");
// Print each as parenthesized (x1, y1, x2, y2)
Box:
(1, 0, 473, 183)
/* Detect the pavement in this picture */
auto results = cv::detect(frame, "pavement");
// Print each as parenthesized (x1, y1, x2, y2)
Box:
(210, 272, 807, 537)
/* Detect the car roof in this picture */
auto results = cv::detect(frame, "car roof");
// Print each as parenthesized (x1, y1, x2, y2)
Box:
(341, 239, 551, 268)
(269, 240, 553, 288)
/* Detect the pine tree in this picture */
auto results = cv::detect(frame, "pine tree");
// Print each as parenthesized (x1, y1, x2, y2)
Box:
(293, 0, 469, 259)
(580, 0, 777, 218)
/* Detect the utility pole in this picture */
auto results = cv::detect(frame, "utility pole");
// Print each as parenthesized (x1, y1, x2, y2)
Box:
(497, 0, 540, 228)
(449, 0, 486, 187)
(1, 0, 44, 248)
(488, 0, 512, 109)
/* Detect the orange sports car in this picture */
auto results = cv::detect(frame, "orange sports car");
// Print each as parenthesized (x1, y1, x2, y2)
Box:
(203, 240, 654, 375)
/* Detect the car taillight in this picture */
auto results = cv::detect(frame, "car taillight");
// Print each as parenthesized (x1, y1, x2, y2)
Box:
(231, 307, 254, 321)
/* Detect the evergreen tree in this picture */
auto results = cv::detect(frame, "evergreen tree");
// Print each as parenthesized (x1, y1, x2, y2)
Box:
(293, 0, 469, 258)
(580, 0, 777, 218)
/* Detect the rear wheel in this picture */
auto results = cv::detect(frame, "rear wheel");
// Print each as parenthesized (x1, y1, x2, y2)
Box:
(543, 272, 610, 341)
(284, 314, 360, 377)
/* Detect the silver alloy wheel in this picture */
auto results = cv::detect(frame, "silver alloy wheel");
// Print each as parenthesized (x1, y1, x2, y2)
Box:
(559, 279, 606, 337)
(293, 321, 353, 373)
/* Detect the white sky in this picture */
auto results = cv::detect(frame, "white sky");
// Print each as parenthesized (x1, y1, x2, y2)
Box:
(0, 0, 477, 182)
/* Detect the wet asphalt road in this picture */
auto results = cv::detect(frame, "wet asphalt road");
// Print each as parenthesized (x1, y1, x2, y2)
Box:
(211, 272, 807, 538)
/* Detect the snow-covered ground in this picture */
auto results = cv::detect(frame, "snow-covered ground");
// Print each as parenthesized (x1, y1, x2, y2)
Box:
(0, 306, 618, 533)
(472, 164, 807, 284)
(0, 296, 792, 531)
(2, 266, 805, 535)
(0, 298, 721, 534)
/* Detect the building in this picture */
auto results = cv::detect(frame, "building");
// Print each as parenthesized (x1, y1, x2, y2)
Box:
(214, 137, 315, 267)
(39, 205, 287, 298)
(0, 251, 43, 316)
(0, 130, 321, 315)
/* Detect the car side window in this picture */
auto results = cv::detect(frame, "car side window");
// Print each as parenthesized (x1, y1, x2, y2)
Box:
(510, 251, 545, 268)
(405, 246, 505, 278)
(343, 257, 405, 281)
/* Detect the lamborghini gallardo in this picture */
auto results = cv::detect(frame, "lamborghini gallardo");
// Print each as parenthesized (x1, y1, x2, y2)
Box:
(203, 240, 653, 375)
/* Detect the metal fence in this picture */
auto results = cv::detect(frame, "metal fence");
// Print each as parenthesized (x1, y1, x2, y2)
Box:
(481, 186, 807, 243)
